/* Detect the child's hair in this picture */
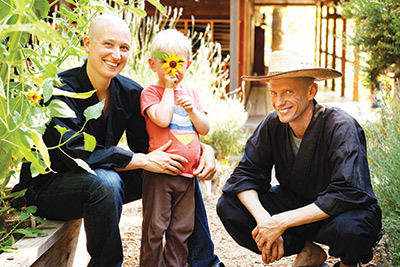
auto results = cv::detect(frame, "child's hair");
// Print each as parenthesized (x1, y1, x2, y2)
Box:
(150, 29, 192, 60)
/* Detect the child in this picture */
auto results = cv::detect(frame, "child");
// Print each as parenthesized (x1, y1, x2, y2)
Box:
(139, 29, 210, 267)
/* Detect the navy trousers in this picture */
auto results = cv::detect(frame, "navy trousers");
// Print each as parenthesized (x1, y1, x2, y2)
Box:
(216, 185, 382, 266)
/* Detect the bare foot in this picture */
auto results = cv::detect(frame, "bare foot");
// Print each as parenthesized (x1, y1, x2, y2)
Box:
(293, 241, 327, 267)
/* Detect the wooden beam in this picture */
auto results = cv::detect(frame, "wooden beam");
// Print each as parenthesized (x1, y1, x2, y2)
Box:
(230, 0, 239, 92)
(0, 220, 84, 267)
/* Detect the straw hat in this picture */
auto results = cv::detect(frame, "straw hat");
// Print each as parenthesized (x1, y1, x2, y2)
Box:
(242, 50, 342, 81)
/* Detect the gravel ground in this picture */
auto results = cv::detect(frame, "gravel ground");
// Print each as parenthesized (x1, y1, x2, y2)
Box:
(120, 192, 384, 267)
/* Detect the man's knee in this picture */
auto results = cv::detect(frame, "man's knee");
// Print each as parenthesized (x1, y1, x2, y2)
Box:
(321, 208, 382, 264)
(334, 208, 381, 245)
(217, 193, 260, 253)
(88, 169, 124, 203)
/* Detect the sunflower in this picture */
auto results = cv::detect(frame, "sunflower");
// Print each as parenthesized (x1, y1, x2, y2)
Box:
(161, 52, 186, 76)
(28, 92, 43, 106)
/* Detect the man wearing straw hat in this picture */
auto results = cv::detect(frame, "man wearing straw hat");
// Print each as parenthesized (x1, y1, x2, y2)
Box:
(217, 50, 382, 267)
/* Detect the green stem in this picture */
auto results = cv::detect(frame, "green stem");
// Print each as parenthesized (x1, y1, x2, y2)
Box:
(5, 64, 10, 123)
(54, 12, 96, 67)
(47, 120, 88, 150)
(0, 105, 32, 140)
(48, 0, 60, 8)
(0, 214, 25, 243)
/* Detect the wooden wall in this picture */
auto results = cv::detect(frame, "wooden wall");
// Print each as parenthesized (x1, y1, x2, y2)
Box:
(145, 0, 230, 19)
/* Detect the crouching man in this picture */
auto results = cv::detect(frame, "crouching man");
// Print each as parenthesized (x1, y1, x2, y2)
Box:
(217, 50, 382, 267)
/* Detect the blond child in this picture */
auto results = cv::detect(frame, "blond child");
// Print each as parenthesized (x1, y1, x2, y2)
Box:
(139, 29, 210, 267)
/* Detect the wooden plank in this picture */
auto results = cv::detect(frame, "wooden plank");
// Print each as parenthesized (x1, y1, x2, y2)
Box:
(0, 219, 82, 267)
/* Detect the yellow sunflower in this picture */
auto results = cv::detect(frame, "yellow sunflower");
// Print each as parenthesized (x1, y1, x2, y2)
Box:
(161, 52, 185, 76)
(28, 92, 43, 106)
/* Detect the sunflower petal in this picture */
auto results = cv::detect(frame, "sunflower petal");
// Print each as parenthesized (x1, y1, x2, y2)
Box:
(176, 65, 183, 73)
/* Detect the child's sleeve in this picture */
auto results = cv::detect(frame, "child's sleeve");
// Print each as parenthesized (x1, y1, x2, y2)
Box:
(140, 85, 163, 117)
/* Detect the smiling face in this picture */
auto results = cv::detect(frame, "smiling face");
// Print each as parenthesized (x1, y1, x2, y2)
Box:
(84, 15, 131, 88)
(269, 77, 317, 136)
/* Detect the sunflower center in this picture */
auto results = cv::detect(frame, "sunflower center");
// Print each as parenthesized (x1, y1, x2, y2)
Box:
(169, 61, 177, 68)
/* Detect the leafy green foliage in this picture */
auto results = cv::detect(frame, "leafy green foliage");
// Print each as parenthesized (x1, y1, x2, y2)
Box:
(364, 88, 400, 265)
(340, 0, 400, 90)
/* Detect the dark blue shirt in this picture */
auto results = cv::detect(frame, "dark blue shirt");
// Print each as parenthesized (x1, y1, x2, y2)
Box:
(223, 101, 378, 217)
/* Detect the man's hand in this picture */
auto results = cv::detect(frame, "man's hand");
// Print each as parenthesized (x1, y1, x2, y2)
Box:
(145, 140, 188, 175)
(252, 216, 285, 264)
(193, 143, 216, 180)
(260, 236, 284, 264)
(118, 140, 188, 174)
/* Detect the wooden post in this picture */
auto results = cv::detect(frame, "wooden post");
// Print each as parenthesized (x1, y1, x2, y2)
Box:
(271, 8, 283, 51)
(332, 7, 337, 92)
(230, 0, 239, 93)
(342, 18, 347, 99)
(318, 3, 323, 67)
(324, 7, 330, 88)
(353, 48, 360, 102)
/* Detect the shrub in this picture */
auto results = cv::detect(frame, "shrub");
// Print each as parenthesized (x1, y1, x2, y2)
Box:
(340, 0, 400, 91)
(364, 86, 400, 265)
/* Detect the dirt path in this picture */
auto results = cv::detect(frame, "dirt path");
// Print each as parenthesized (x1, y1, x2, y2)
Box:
(120, 193, 384, 267)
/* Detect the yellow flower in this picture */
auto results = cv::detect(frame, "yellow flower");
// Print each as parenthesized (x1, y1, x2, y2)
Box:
(28, 92, 43, 106)
(161, 52, 185, 76)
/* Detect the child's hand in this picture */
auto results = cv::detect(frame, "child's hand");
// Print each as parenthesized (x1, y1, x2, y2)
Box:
(176, 95, 194, 113)
(164, 72, 179, 89)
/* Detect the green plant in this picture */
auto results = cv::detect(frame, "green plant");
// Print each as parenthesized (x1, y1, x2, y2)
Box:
(340, 0, 400, 91)
(0, 0, 164, 253)
(364, 84, 400, 265)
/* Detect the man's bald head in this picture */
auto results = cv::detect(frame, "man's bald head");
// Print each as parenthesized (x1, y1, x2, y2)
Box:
(83, 13, 132, 89)
(88, 13, 131, 41)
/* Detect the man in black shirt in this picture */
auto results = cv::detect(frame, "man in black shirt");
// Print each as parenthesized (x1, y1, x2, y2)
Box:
(217, 50, 382, 267)
(14, 14, 223, 267)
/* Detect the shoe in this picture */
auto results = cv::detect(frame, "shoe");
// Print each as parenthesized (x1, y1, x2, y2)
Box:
(210, 262, 225, 267)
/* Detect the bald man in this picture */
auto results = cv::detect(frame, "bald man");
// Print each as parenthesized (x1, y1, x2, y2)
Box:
(13, 14, 223, 267)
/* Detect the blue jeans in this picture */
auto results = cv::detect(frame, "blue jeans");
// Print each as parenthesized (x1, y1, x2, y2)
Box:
(24, 169, 219, 267)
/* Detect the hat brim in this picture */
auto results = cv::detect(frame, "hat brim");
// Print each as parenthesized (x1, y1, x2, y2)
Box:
(242, 68, 342, 82)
